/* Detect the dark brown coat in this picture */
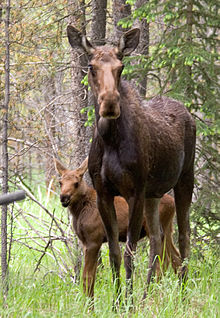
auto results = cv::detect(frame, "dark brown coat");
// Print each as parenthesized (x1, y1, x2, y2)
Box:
(67, 26, 196, 301)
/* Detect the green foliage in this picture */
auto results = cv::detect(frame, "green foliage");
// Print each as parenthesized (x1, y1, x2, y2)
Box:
(80, 105, 95, 127)
(81, 74, 95, 128)
(121, 0, 219, 136)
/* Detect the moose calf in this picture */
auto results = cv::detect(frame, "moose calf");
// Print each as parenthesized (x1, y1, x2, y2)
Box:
(55, 157, 181, 299)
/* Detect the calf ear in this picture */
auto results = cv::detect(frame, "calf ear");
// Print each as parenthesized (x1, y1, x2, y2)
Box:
(76, 157, 88, 178)
(118, 28, 140, 56)
(67, 25, 94, 55)
(54, 158, 67, 176)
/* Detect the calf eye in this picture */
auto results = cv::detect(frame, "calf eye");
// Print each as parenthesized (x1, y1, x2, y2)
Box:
(74, 182, 79, 188)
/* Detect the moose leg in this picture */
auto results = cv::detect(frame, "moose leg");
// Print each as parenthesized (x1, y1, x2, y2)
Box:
(124, 193, 145, 299)
(174, 169, 194, 281)
(97, 194, 121, 304)
(83, 244, 100, 300)
(144, 198, 161, 285)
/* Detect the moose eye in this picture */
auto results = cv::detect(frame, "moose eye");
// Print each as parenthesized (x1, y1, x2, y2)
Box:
(74, 182, 79, 188)
(59, 181, 62, 187)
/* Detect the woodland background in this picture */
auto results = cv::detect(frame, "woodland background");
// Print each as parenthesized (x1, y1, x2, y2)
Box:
(0, 0, 219, 315)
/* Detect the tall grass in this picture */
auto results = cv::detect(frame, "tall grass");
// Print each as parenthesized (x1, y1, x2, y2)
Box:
(0, 187, 219, 317)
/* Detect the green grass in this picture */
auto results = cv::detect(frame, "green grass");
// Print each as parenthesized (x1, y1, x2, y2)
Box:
(0, 188, 219, 317)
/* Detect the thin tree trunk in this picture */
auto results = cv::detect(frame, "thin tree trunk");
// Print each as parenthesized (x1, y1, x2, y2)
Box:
(186, 0, 193, 99)
(1, 0, 10, 298)
(0, 0, 3, 24)
(44, 76, 57, 192)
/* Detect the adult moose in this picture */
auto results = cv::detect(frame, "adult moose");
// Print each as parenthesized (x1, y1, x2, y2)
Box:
(67, 26, 196, 302)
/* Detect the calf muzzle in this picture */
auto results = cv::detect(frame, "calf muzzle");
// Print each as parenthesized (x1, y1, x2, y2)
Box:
(60, 194, 70, 207)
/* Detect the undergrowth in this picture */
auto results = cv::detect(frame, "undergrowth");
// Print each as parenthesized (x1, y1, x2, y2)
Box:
(0, 188, 219, 317)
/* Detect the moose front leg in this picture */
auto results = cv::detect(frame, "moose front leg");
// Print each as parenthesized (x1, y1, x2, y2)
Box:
(97, 194, 122, 306)
(124, 192, 145, 301)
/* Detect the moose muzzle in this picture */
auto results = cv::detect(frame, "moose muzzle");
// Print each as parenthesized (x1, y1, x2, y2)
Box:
(98, 90, 120, 119)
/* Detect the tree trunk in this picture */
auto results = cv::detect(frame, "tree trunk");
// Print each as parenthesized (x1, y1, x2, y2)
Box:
(134, 0, 149, 96)
(113, 0, 131, 41)
(67, 0, 89, 168)
(1, 0, 10, 298)
(90, 0, 107, 45)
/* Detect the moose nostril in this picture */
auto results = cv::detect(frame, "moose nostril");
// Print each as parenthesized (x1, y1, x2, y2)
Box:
(105, 111, 116, 118)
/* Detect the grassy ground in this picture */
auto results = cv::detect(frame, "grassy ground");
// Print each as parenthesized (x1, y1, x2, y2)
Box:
(0, 189, 219, 317)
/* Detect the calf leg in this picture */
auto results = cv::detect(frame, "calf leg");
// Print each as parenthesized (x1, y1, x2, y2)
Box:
(83, 244, 100, 299)
(174, 169, 194, 281)
(158, 195, 181, 274)
(97, 194, 121, 304)
(162, 222, 181, 274)
(144, 198, 161, 285)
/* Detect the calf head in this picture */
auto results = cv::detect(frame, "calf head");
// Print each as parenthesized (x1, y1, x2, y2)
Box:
(67, 25, 140, 119)
(54, 157, 88, 207)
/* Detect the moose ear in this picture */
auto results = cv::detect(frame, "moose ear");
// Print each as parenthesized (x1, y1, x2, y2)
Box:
(67, 25, 94, 55)
(54, 158, 67, 176)
(118, 28, 140, 56)
(76, 157, 88, 178)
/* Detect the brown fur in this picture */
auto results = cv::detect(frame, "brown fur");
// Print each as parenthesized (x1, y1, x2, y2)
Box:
(67, 26, 196, 301)
(55, 158, 181, 299)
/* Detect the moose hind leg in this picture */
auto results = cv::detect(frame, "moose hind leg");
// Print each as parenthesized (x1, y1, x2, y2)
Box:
(174, 170, 194, 281)
(144, 198, 161, 285)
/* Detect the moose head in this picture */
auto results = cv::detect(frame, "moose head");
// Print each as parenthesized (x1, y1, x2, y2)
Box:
(67, 26, 140, 119)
